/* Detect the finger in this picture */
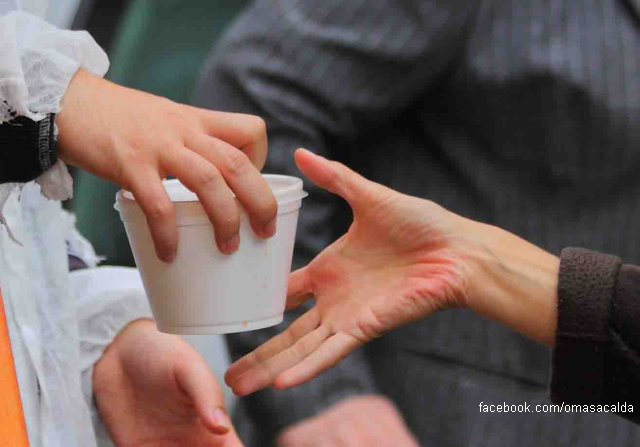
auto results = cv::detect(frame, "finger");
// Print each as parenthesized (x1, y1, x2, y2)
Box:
(274, 332, 362, 390)
(127, 169, 178, 262)
(225, 309, 320, 388)
(174, 357, 231, 436)
(164, 149, 241, 254)
(193, 109, 268, 169)
(233, 325, 331, 396)
(186, 134, 278, 239)
(286, 267, 314, 310)
(294, 148, 377, 212)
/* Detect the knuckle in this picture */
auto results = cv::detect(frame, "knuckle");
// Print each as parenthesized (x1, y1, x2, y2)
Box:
(147, 201, 174, 221)
(197, 166, 222, 189)
(250, 116, 267, 140)
(355, 317, 382, 343)
(227, 213, 241, 231)
(161, 98, 183, 115)
(239, 114, 267, 139)
(161, 101, 179, 116)
(163, 105, 192, 131)
(257, 196, 278, 222)
(283, 327, 298, 348)
(288, 322, 307, 342)
(224, 149, 252, 177)
(223, 206, 241, 224)
(251, 346, 269, 364)
(292, 339, 308, 359)
(216, 211, 240, 234)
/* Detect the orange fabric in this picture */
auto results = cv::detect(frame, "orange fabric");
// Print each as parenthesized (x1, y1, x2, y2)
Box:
(0, 289, 30, 446)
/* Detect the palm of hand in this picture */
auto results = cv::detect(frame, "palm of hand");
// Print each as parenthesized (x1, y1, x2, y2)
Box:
(306, 192, 467, 343)
(94, 321, 240, 447)
(225, 149, 471, 396)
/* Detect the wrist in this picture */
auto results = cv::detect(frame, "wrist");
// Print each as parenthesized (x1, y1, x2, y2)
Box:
(93, 318, 155, 394)
(457, 217, 559, 346)
(108, 318, 156, 354)
(94, 319, 155, 374)
(56, 69, 108, 166)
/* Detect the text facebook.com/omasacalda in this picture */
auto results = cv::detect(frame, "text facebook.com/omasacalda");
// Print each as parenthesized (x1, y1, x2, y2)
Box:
(479, 402, 634, 414)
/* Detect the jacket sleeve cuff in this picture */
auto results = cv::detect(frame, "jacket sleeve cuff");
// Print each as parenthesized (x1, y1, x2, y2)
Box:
(550, 247, 622, 404)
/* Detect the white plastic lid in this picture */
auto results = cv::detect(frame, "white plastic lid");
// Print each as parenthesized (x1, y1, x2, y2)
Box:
(115, 175, 308, 226)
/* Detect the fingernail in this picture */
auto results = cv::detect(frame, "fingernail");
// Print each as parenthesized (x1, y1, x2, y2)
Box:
(223, 234, 240, 254)
(211, 408, 230, 432)
(261, 218, 277, 238)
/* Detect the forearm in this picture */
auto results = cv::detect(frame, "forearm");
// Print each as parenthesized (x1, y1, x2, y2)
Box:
(451, 209, 640, 417)
(456, 215, 559, 347)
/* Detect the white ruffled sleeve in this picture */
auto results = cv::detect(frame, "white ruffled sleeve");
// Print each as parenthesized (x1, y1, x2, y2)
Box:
(0, 9, 109, 211)
(0, 10, 109, 123)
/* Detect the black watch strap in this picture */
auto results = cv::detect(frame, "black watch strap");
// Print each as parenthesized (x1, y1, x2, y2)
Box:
(0, 113, 58, 183)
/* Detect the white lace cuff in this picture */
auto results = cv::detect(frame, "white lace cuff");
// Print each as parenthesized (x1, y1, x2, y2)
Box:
(0, 11, 109, 123)
(0, 11, 109, 210)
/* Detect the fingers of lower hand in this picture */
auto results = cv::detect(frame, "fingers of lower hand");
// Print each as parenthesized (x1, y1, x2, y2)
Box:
(235, 326, 330, 396)
(225, 310, 322, 393)
(274, 332, 361, 390)
(226, 317, 361, 394)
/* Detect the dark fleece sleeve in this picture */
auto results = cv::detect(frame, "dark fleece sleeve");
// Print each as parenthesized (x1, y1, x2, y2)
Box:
(551, 247, 640, 423)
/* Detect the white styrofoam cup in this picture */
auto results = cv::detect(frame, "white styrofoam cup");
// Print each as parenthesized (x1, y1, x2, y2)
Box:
(115, 175, 307, 335)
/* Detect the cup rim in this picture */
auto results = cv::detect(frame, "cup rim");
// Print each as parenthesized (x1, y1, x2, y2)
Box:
(115, 174, 308, 225)
(119, 174, 304, 203)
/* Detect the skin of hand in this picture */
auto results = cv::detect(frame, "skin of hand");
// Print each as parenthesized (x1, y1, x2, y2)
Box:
(57, 69, 277, 262)
(276, 395, 419, 447)
(93, 319, 243, 447)
(225, 148, 560, 396)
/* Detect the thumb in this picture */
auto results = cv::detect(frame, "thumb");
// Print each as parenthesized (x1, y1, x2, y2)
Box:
(294, 149, 376, 212)
(174, 356, 232, 436)
(286, 267, 314, 311)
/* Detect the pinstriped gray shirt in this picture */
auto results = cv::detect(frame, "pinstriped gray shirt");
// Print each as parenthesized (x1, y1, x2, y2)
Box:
(195, 0, 640, 445)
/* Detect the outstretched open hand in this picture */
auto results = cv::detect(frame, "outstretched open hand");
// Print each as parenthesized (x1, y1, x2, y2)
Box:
(225, 149, 476, 396)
